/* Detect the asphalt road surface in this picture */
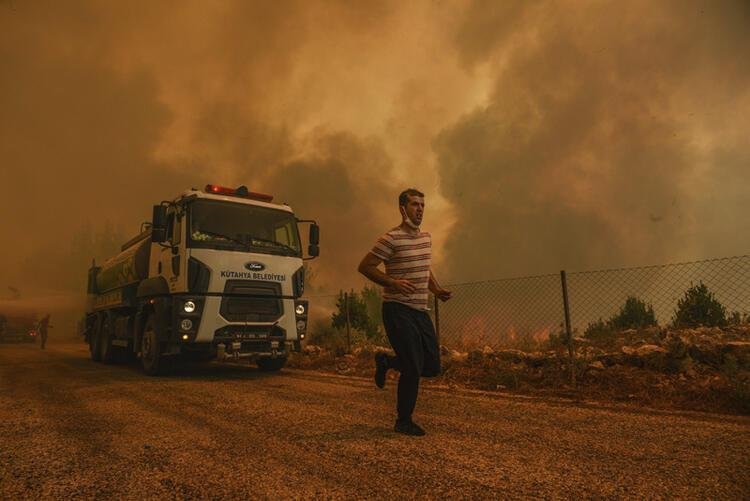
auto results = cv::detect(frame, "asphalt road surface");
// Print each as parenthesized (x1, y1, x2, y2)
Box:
(1, 341, 748, 500)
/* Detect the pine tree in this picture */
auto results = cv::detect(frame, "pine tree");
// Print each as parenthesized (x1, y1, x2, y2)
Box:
(672, 282, 727, 328)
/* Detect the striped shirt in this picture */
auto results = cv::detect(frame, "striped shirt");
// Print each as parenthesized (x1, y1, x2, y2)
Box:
(371, 226, 432, 311)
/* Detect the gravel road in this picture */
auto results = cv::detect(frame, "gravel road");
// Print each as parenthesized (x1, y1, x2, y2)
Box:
(1, 341, 748, 499)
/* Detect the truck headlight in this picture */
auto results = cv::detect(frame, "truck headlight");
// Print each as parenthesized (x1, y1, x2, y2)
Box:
(183, 300, 196, 313)
(295, 304, 305, 315)
(296, 320, 306, 332)
(180, 319, 193, 331)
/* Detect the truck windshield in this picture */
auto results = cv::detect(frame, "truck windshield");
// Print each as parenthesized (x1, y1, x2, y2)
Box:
(187, 199, 301, 256)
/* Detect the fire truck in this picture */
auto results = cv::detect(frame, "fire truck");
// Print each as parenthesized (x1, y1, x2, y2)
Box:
(82, 185, 319, 375)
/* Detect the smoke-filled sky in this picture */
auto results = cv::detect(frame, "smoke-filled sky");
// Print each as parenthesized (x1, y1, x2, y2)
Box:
(1, 0, 748, 295)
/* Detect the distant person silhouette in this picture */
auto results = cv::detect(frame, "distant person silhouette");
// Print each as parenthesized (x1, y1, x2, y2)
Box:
(37, 314, 52, 349)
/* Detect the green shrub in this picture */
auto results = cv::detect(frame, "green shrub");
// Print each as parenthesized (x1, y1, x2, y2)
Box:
(306, 319, 371, 354)
(583, 318, 615, 341)
(583, 296, 657, 340)
(548, 324, 571, 348)
(609, 296, 657, 329)
(331, 289, 383, 341)
(306, 319, 348, 352)
(361, 284, 384, 332)
(672, 282, 727, 328)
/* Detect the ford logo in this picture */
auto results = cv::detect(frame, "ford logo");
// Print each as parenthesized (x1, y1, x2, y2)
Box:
(244, 261, 266, 272)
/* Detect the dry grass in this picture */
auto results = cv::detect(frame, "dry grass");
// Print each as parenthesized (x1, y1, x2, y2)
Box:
(290, 325, 750, 415)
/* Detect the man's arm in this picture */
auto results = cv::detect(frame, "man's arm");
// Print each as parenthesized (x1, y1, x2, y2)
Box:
(358, 252, 416, 295)
(429, 270, 452, 302)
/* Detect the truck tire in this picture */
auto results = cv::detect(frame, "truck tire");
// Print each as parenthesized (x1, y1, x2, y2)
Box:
(141, 313, 169, 376)
(99, 313, 116, 364)
(257, 357, 287, 372)
(89, 315, 103, 362)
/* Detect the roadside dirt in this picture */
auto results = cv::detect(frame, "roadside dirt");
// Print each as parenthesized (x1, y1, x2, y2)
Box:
(1, 341, 748, 499)
(293, 326, 750, 416)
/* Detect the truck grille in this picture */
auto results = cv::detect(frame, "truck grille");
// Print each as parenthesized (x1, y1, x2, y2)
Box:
(220, 280, 283, 322)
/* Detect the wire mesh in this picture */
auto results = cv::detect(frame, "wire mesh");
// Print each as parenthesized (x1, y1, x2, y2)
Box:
(305, 293, 339, 333)
(437, 274, 564, 351)
(566, 255, 750, 334)
(303, 255, 750, 353)
(303, 291, 383, 351)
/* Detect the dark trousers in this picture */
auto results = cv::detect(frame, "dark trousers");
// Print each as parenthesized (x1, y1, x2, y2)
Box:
(382, 301, 441, 421)
(40, 332, 47, 349)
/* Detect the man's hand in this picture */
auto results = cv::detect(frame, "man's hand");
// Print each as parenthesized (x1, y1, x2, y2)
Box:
(391, 279, 417, 295)
(428, 271, 452, 302)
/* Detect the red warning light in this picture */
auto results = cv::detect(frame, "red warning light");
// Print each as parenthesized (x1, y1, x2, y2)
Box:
(204, 184, 274, 202)
(205, 184, 235, 195)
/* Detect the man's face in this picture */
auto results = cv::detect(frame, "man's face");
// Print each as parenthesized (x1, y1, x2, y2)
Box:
(402, 195, 425, 225)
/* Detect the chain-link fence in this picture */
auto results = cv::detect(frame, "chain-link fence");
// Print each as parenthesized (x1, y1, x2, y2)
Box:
(300, 254, 749, 392)
(305, 255, 750, 354)
(303, 291, 380, 353)
(437, 255, 750, 351)
(566, 255, 750, 334)
(435, 274, 563, 351)
(305, 292, 338, 336)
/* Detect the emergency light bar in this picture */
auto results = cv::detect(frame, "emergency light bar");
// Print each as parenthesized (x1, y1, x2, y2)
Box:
(204, 184, 274, 202)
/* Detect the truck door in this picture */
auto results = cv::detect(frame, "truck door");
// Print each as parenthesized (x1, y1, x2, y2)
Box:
(158, 208, 185, 293)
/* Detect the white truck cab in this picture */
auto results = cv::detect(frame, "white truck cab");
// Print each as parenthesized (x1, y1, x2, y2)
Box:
(83, 184, 319, 375)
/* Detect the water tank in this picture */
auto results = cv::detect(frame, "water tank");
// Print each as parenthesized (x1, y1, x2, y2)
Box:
(94, 237, 150, 293)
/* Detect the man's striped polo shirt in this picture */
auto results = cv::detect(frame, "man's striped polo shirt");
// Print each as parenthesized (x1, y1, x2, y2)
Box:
(370, 226, 431, 311)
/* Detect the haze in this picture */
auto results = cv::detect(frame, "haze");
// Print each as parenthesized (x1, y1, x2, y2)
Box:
(1, 0, 748, 300)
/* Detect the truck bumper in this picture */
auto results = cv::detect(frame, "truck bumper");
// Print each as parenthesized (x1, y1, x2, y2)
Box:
(174, 295, 302, 356)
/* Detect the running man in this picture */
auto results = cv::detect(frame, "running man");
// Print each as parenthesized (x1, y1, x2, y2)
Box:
(358, 188, 452, 436)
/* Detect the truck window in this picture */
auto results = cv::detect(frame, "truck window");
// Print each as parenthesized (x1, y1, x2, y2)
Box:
(165, 210, 182, 246)
(187, 199, 301, 256)
(274, 226, 291, 247)
(172, 213, 182, 245)
(166, 213, 175, 242)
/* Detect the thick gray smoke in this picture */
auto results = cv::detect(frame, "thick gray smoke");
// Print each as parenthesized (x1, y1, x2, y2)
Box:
(0, 1, 405, 293)
(1, 0, 748, 298)
(436, 0, 750, 281)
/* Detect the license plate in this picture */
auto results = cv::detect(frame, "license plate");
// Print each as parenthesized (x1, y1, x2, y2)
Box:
(234, 332, 267, 340)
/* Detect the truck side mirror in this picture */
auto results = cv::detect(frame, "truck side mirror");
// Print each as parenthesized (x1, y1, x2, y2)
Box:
(308, 224, 319, 257)
(152, 205, 168, 243)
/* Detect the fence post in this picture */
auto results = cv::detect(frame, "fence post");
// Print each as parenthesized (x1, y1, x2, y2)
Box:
(344, 291, 351, 353)
(434, 294, 441, 348)
(560, 270, 576, 387)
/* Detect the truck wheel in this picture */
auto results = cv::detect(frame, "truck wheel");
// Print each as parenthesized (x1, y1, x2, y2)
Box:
(141, 313, 168, 376)
(257, 357, 287, 372)
(89, 315, 103, 362)
(99, 314, 116, 364)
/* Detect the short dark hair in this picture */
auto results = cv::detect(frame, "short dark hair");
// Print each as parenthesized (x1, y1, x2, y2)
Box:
(398, 188, 424, 207)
